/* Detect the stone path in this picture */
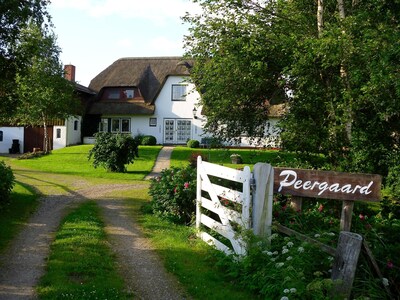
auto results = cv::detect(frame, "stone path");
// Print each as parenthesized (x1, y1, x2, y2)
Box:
(0, 146, 187, 300)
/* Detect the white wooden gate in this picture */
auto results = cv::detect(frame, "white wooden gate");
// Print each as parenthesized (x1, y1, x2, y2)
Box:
(196, 156, 252, 255)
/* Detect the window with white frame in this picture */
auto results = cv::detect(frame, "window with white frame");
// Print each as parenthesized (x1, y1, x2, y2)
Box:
(171, 84, 187, 101)
(111, 118, 130, 133)
(56, 128, 61, 139)
(149, 118, 157, 127)
(99, 118, 109, 132)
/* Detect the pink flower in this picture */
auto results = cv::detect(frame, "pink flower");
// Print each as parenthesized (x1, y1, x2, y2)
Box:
(174, 187, 177, 194)
(184, 182, 190, 189)
(318, 204, 324, 212)
(387, 260, 394, 269)
(359, 214, 365, 221)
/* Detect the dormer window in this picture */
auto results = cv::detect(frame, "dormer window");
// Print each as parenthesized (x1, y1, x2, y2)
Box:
(103, 88, 136, 100)
(172, 84, 187, 101)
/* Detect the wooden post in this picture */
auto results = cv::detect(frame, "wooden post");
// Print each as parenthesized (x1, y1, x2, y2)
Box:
(340, 200, 354, 231)
(196, 156, 202, 230)
(331, 231, 363, 299)
(252, 163, 274, 237)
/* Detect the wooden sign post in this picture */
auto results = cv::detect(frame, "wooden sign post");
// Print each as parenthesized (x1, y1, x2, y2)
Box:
(273, 167, 382, 231)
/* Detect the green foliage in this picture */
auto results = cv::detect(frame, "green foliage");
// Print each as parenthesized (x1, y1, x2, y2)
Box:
(0, 161, 15, 205)
(187, 139, 200, 148)
(184, 0, 400, 175)
(37, 201, 130, 299)
(12, 22, 79, 152)
(141, 135, 157, 145)
(88, 132, 139, 173)
(0, 0, 50, 119)
(149, 166, 197, 224)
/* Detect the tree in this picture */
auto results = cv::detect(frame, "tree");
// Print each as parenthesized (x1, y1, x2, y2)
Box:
(0, 0, 50, 118)
(184, 0, 400, 175)
(12, 22, 79, 153)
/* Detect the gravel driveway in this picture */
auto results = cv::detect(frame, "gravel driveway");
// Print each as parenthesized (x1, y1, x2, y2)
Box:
(0, 176, 188, 300)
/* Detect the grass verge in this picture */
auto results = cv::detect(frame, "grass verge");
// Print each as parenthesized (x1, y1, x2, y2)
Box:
(115, 189, 260, 300)
(0, 181, 39, 253)
(37, 201, 132, 299)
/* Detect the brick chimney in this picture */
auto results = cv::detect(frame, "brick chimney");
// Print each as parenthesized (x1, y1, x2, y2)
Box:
(64, 64, 76, 82)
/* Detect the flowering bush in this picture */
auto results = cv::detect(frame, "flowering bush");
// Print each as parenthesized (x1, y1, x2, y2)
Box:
(149, 166, 196, 224)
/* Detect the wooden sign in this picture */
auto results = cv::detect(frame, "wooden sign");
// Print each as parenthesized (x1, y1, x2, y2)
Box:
(273, 167, 381, 201)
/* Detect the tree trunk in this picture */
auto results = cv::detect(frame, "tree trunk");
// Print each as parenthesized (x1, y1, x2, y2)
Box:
(337, 0, 353, 143)
(317, 0, 324, 37)
(42, 115, 49, 154)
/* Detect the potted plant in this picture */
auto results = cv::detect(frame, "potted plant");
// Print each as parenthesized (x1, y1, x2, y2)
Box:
(230, 153, 243, 164)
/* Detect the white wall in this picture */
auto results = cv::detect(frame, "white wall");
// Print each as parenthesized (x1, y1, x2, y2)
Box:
(53, 117, 82, 150)
(0, 127, 24, 154)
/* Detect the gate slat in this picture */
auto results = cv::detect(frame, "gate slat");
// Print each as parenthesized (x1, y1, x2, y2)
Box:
(198, 232, 233, 255)
(200, 197, 242, 223)
(201, 160, 248, 183)
(202, 181, 244, 204)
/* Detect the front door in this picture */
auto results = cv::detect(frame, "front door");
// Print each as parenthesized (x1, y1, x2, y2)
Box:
(164, 119, 192, 144)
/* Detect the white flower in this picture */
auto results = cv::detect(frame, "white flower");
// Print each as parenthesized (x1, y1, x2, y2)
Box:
(290, 288, 297, 293)
(268, 233, 278, 241)
(382, 278, 389, 287)
(282, 248, 289, 254)
(283, 288, 290, 293)
(287, 241, 294, 248)
(282, 245, 288, 250)
(286, 256, 293, 261)
(265, 251, 273, 256)
(273, 251, 279, 255)
(275, 262, 285, 268)
(297, 247, 304, 253)
(280, 297, 289, 300)
(314, 234, 321, 238)
(271, 257, 277, 262)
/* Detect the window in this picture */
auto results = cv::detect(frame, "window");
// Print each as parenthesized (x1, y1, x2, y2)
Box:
(0, 131, 3, 142)
(172, 84, 187, 101)
(108, 89, 120, 100)
(121, 119, 130, 132)
(99, 118, 109, 132)
(111, 118, 130, 133)
(124, 89, 134, 99)
(74, 120, 78, 131)
(149, 118, 157, 127)
(111, 119, 120, 132)
(56, 128, 61, 139)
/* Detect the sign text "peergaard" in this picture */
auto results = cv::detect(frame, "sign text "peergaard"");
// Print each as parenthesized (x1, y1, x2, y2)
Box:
(273, 168, 381, 202)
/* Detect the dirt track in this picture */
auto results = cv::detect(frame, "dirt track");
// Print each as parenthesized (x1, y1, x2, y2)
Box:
(0, 170, 187, 299)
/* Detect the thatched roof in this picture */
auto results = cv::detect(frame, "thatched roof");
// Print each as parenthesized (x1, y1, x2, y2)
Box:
(88, 102, 154, 115)
(89, 57, 192, 105)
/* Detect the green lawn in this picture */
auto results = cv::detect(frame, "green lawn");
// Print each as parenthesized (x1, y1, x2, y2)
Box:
(11, 145, 162, 181)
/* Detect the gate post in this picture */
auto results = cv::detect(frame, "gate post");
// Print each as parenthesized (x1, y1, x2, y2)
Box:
(331, 231, 363, 299)
(252, 163, 274, 237)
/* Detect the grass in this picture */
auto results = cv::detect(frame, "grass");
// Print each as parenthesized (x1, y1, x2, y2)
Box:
(0, 181, 39, 252)
(11, 145, 162, 181)
(112, 188, 260, 300)
(36, 201, 131, 299)
(170, 146, 305, 169)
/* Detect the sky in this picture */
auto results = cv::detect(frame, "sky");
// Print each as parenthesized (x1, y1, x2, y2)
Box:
(48, 0, 200, 87)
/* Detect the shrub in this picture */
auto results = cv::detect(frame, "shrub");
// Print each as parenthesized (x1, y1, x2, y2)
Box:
(188, 152, 208, 168)
(187, 139, 200, 148)
(0, 161, 15, 206)
(141, 135, 157, 145)
(88, 132, 139, 172)
(149, 166, 196, 224)
(134, 134, 144, 145)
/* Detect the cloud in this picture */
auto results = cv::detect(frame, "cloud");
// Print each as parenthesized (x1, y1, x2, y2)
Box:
(51, 0, 200, 23)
